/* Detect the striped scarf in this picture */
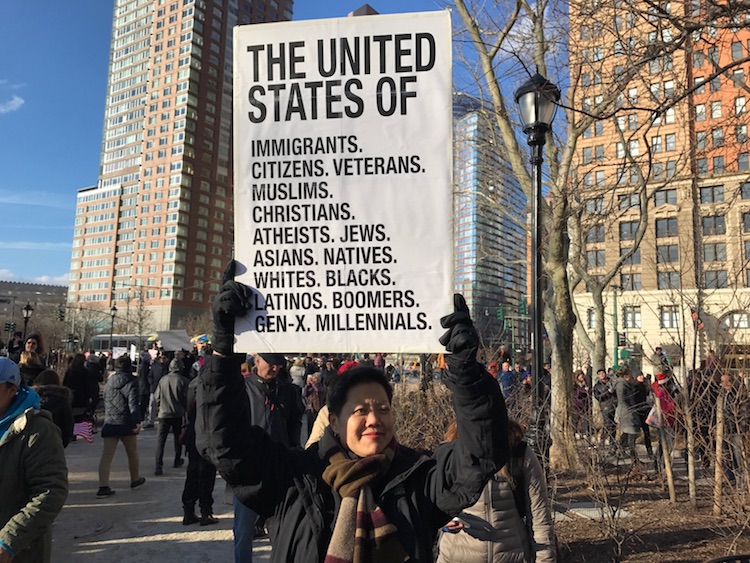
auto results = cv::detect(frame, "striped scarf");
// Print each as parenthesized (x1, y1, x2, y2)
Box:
(320, 428, 407, 563)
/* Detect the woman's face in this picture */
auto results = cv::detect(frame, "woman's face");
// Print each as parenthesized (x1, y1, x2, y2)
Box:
(330, 382, 394, 457)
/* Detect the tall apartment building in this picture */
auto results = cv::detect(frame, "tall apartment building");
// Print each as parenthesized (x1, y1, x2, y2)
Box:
(570, 0, 750, 372)
(453, 94, 528, 352)
(68, 0, 293, 330)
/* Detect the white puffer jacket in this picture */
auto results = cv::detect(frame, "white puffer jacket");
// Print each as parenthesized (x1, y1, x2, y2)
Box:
(436, 445, 556, 563)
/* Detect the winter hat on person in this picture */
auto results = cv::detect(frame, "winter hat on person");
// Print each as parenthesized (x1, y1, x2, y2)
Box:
(0, 358, 21, 387)
(258, 353, 286, 366)
(656, 373, 671, 384)
(169, 358, 184, 373)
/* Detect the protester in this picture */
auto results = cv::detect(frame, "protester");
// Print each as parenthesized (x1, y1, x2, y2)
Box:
(0, 358, 68, 563)
(436, 419, 557, 562)
(196, 285, 509, 562)
(572, 371, 590, 438)
(96, 356, 145, 498)
(154, 358, 188, 476)
(613, 369, 641, 464)
(144, 354, 169, 428)
(64, 353, 99, 427)
(33, 369, 74, 448)
(289, 358, 306, 388)
(302, 373, 326, 435)
(593, 368, 617, 452)
(633, 372, 654, 458)
(181, 376, 218, 526)
(18, 351, 45, 386)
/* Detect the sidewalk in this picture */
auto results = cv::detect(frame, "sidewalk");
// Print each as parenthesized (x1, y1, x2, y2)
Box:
(52, 425, 271, 562)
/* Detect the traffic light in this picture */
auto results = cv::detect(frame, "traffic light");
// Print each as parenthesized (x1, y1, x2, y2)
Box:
(56, 307, 66, 322)
(4, 321, 15, 333)
(496, 307, 504, 323)
(518, 299, 528, 315)
(618, 332, 626, 346)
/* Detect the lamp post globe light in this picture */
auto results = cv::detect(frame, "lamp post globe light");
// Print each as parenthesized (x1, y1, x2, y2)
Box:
(110, 304, 118, 356)
(514, 73, 561, 457)
(21, 301, 34, 342)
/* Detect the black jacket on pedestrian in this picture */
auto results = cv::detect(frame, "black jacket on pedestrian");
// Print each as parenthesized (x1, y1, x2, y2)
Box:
(196, 354, 508, 563)
(34, 384, 74, 448)
(243, 374, 304, 447)
(101, 368, 141, 437)
(64, 366, 99, 411)
(593, 378, 617, 414)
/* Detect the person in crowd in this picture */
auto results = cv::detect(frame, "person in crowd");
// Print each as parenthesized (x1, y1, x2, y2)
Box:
(487, 361, 500, 378)
(319, 357, 337, 390)
(650, 347, 671, 378)
(144, 354, 169, 428)
(154, 358, 188, 476)
(705, 349, 721, 383)
(303, 355, 319, 376)
(689, 367, 718, 470)
(303, 373, 327, 436)
(572, 371, 590, 438)
(719, 372, 750, 486)
(232, 351, 305, 561)
(289, 358, 306, 389)
(652, 372, 679, 472)
(137, 349, 152, 419)
(96, 356, 145, 498)
(11, 332, 45, 365)
(32, 369, 73, 448)
(374, 353, 385, 369)
(196, 283, 509, 562)
(0, 357, 68, 563)
(181, 375, 218, 526)
(498, 361, 519, 402)
(593, 368, 617, 452)
(18, 350, 45, 386)
(436, 419, 556, 563)
(613, 368, 641, 464)
(85, 351, 105, 385)
(64, 353, 99, 428)
(633, 372, 654, 458)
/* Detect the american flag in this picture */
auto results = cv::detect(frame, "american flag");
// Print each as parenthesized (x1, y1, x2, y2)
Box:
(73, 421, 94, 443)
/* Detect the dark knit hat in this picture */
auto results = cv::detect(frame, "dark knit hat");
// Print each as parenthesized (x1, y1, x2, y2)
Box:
(258, 353, 286, 366)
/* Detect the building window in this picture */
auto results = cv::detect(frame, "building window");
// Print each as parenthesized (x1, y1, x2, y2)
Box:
(587, 224, 605, 243)
(696, 131, 708, 149)
(697, 158, 709, 174)
(713, 156, 725, 174)
(623, 306, 641, 329)
(587, 308, 596, 329)
(666, 160, 677, 178)
(654, 189, 677, 206)
(721, 312, 750, 329)
(704, 242, 727, 262)
(595, 145, 605, 161)
(705, 270, 728, 288)
(586, 197, 604, 214)
(741, 183, 750, 199)
(587, 249, 606, 268)
(582, 147, 592, 164)
(700, 185, 724, 203)
(658, 271, 681, 289)
(620, 246, 641, 264)
(665, 133, 676, 151)
(660, 306, 680, 328)
(733, 41, 744, 60)
(711, 101, 722, 119)
(743, 212, 750, 232)
(656, 217, 678, 237)
(652, 136, 662, 153)
(696, 104, 706, 121)
(712, 128, 724, 147)
(657, 244, 679, 263)
(737, 97, 747, 116)
(620, 273, 642, 290)
(619, 220, 639, 241)
(737, 124, 748, 143)
(616, 142, 625, 158)
(619, 194, 640, 210)
(702, 215, 726, 235)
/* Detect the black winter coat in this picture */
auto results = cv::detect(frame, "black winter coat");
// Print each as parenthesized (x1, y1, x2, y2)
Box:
(243, 374, 305, 447)
(101, 368, 141, 436)
(34, 384, 74, 448)
(64, 366, 99, 410)
(196, 354, 509, 563)
(593, 378, 617, 414)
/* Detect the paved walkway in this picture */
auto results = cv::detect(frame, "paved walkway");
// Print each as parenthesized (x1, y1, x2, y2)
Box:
(52, 425, 272, 562)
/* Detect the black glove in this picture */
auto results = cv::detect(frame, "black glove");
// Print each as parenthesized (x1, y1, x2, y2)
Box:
(439, 294, 479, 374)
(211, 261, 253, 355)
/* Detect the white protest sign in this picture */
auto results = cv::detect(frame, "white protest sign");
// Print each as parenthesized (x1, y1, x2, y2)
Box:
(233, 10, 453, 354)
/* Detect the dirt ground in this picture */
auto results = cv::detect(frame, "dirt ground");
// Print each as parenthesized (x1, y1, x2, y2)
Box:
(552, 468, 750, 563)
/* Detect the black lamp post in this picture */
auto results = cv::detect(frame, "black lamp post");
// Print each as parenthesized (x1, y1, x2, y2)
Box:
(21, 301, 34, 342)
(514, 73, 560, 454)
(110, 304, 118, 356)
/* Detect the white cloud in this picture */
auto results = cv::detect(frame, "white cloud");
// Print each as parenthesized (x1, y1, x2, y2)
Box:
(33, 273, 69, 286)
(0, 191, 73, 209)
(0, 241, 70, 251)
(0, 267, 69, 286)
(0, 95, 24, 114)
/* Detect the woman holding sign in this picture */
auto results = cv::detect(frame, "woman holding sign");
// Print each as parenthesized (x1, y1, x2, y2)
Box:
(196, 277, 509, 562)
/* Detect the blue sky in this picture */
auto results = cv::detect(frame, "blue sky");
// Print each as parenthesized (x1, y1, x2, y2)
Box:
(0, 0, 444, 286)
